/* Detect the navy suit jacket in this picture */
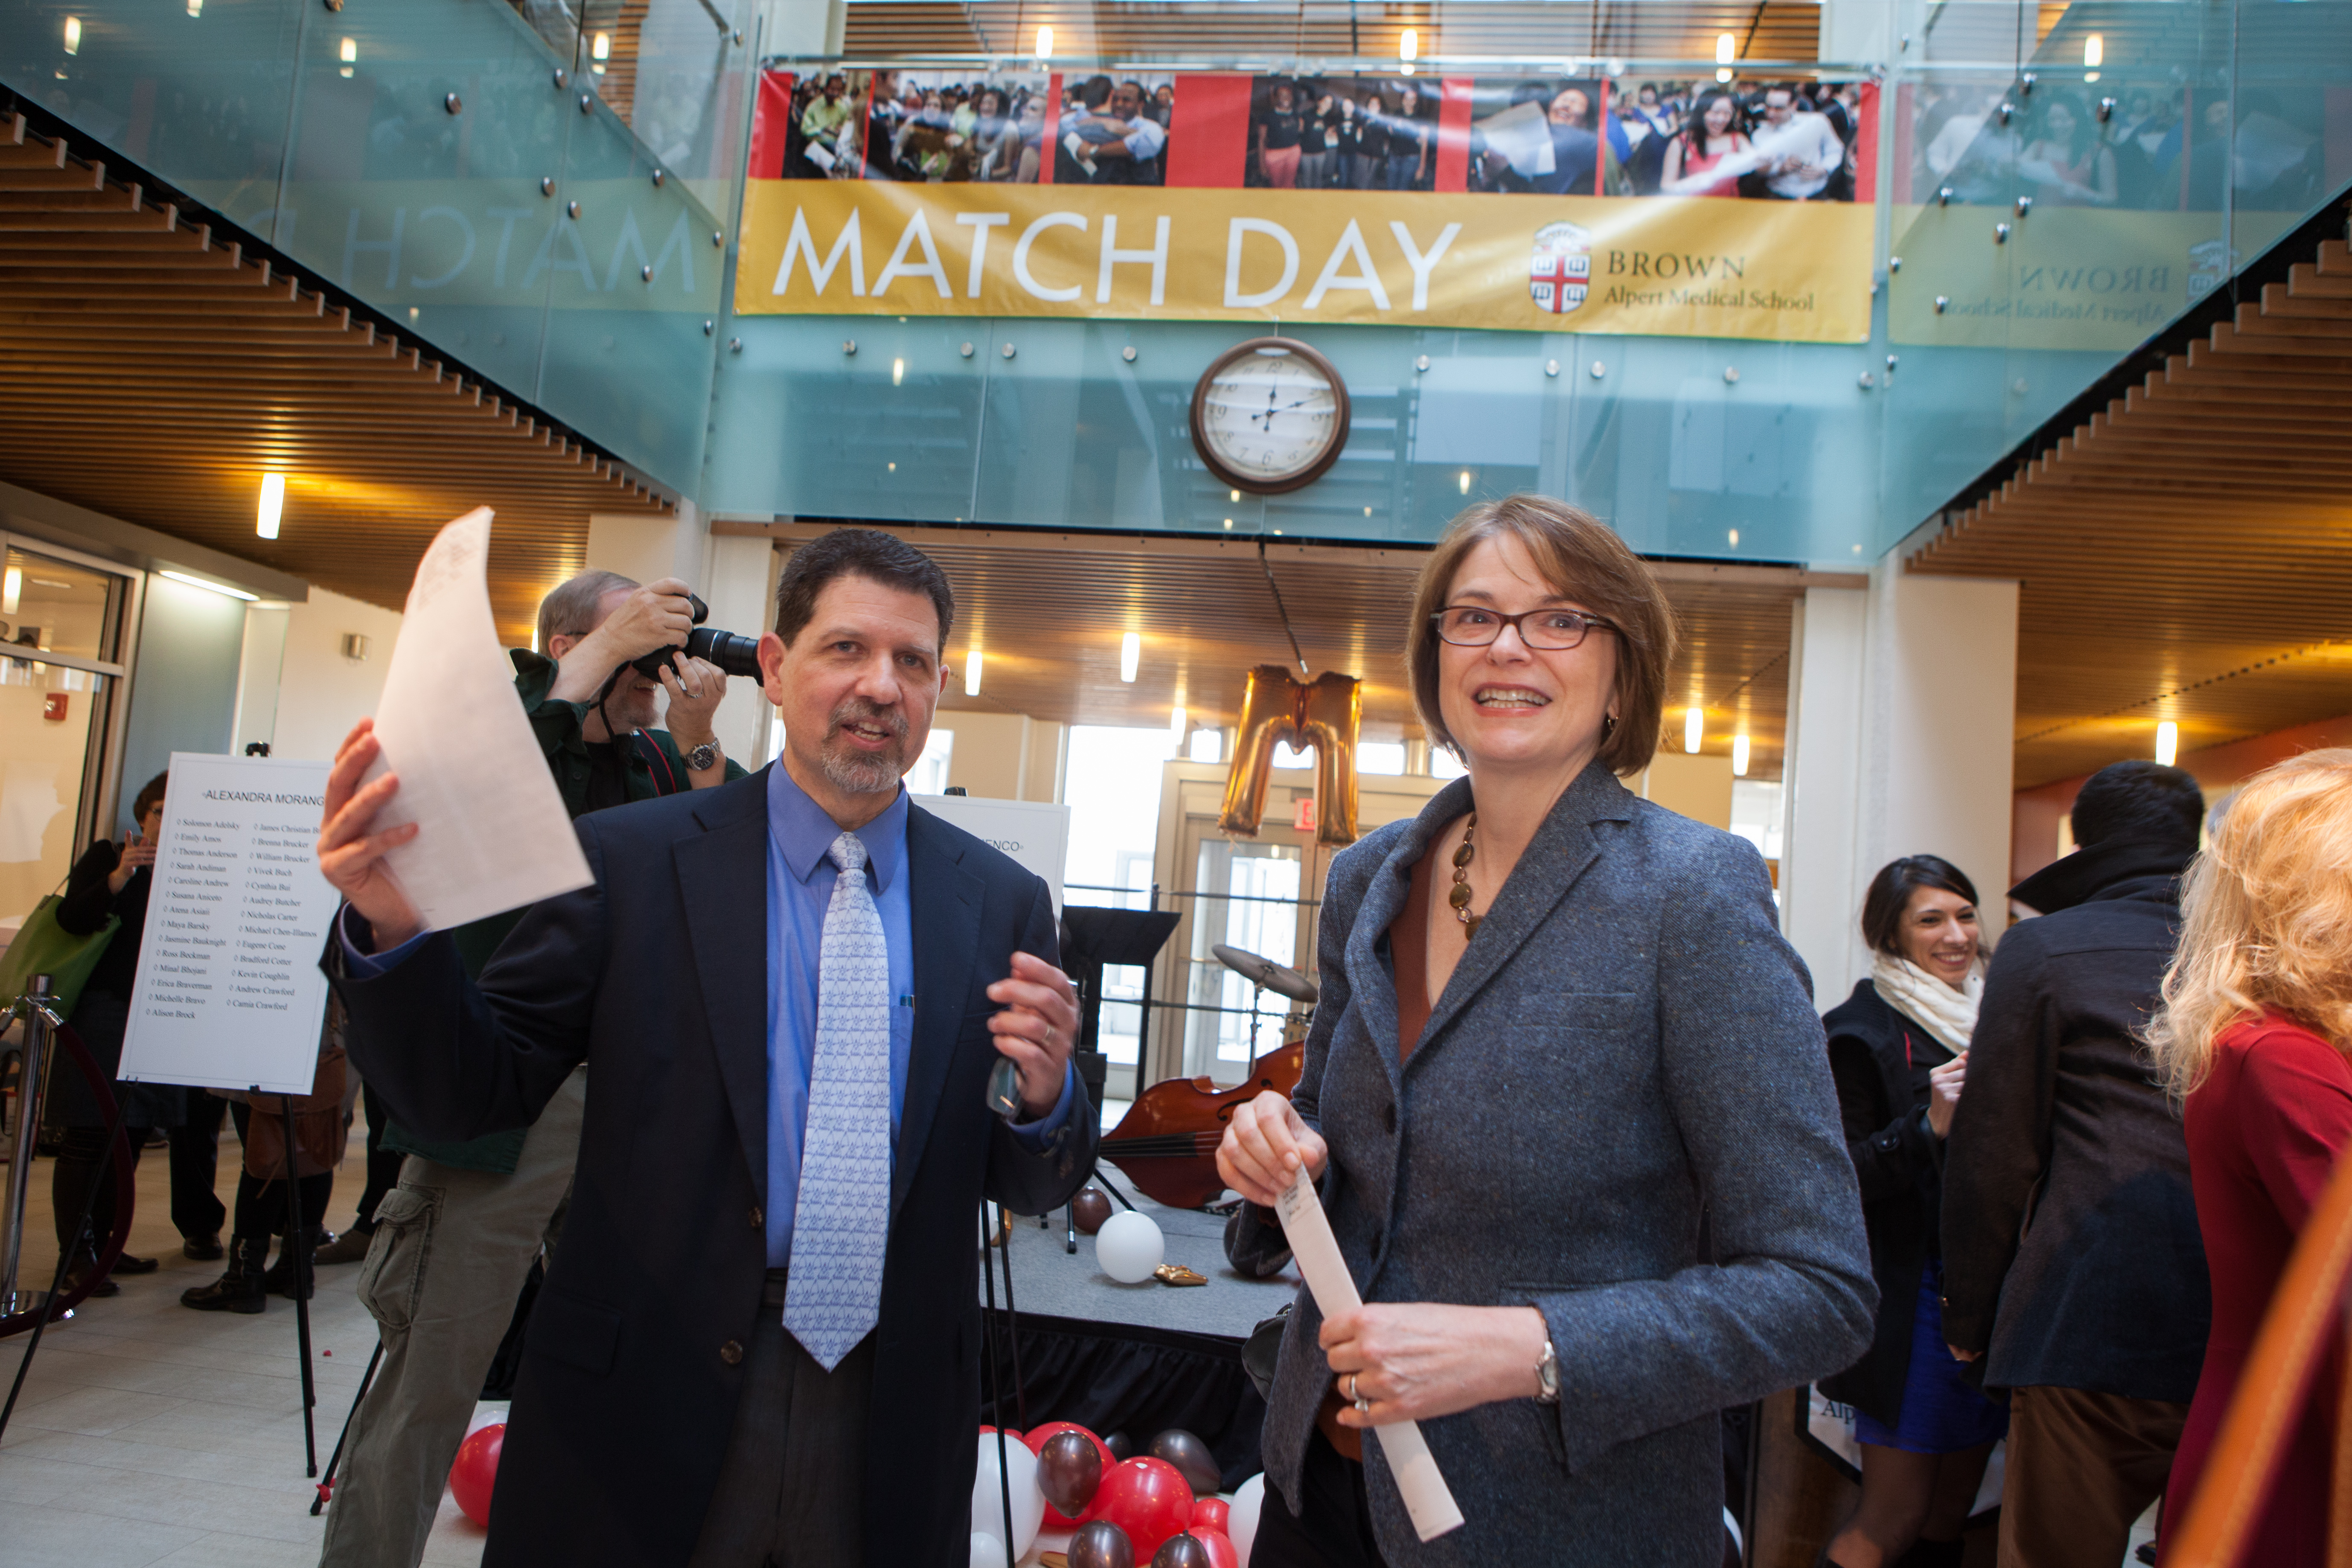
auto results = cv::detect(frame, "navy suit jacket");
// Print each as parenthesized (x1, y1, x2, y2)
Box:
(325, 767, 1096, 1567)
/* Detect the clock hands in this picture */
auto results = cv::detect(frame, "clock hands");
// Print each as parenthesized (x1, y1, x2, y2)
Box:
(1247, 386, 1330, 432)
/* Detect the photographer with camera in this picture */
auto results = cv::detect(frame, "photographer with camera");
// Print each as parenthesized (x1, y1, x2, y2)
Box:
(315, 568, 748, 1568)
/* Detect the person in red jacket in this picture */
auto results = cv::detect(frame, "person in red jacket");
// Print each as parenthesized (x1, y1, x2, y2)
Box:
(2150, 747, 2352, 1565)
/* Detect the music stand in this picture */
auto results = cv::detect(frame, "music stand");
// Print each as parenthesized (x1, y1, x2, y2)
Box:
(1057, 905, 1181, 1251)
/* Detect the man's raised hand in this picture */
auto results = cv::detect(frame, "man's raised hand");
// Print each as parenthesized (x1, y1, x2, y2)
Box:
(316, 719, 424, 951)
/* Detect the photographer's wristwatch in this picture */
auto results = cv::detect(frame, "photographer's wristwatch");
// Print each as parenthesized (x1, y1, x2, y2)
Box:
(1534, 1338, 1561, 1405)
(683, 741, 719, 772)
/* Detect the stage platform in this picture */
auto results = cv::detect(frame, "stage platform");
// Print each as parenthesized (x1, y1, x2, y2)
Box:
(980, 1163, 1302, 1337)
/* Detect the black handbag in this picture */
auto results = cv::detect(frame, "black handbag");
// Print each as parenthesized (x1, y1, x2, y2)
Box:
(1242, 1302, 1292, 1400)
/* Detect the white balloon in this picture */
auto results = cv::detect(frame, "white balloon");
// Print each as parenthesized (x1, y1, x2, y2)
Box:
(970, 1531, 1008, 1568)
(1229, 1473, 1266, 1568)
(1095, 1209, 1165, 1284)
(971, 1434, 1046, 1559)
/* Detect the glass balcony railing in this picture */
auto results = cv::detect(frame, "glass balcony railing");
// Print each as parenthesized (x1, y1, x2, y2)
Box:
(0, 0, 754, 493)
(8, 1, 2347, 563)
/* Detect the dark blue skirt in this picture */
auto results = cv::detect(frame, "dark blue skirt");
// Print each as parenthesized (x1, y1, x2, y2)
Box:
(1853, 1259, 2010, 1455)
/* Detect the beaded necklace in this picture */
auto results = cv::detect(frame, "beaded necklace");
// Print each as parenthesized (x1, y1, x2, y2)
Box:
(1447, 814, 1484, 937)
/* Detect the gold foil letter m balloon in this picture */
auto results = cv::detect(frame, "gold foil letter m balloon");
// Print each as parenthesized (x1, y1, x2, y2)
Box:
(1217, 665, 1362, 846)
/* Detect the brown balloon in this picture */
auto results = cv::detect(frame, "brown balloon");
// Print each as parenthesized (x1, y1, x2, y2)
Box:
(1037, 1431, 1103, 1519)
(1150, 1533, 1211, 1568)
(1215, 664, 1363, 846)
(1072, 1186, 1113, 1235)
(1103, 1430, 1133, 1461)
(1068, 1519, 1135, 1568)
(1146, 1430, 1221, 1497)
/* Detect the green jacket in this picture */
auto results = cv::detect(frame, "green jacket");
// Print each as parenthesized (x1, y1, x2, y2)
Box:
(382, 648, 749, 1173)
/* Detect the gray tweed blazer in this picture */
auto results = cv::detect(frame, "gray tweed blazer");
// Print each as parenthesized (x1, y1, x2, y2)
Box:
(1228, 763, 1873, 1566)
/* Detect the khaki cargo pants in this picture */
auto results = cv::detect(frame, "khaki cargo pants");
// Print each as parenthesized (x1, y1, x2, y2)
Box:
(319, 1068, 587, 1568)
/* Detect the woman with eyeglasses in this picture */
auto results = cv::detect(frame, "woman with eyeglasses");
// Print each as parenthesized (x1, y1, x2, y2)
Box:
(1220, 494, 1873, 1565)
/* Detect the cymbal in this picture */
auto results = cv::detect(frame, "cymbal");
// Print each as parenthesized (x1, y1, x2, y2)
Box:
(1211, 943, 1320, 1004)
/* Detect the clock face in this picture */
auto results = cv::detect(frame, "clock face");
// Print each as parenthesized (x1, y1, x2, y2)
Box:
(1189, 338, 1351, 495)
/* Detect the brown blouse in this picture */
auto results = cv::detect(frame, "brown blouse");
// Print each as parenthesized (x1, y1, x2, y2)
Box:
(1391, 838, 1438, 1062)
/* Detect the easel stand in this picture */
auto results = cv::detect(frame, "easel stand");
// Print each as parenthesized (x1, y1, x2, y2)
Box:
(258, 1084, 319, 1477)
(312, 1338, 386, 1514)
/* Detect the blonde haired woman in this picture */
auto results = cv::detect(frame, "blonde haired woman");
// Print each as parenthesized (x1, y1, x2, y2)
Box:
(2150, 748, 2352, 1565)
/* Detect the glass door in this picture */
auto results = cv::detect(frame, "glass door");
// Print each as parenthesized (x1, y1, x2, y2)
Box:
(1165, 814, 1327, 1085)
(0, 539, 138, 937)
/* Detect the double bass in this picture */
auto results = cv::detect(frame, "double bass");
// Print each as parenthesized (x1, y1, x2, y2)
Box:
(1095, 1035, 1307, 1210)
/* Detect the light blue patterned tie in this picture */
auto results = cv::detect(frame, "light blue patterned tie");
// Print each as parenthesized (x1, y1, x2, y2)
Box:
(782, 831, 893, 1370)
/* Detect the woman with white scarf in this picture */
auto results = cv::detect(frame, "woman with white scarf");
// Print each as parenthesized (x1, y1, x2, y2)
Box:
(1818, 856, 2009, 1568)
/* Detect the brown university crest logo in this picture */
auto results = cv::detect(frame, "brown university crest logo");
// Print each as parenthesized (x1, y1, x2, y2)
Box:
(1530, 221, 1592, 315)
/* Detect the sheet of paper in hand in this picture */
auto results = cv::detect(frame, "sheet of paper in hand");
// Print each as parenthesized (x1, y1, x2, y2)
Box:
(1275, 1168, 1466, 1542)
(360, 507, 591, 930)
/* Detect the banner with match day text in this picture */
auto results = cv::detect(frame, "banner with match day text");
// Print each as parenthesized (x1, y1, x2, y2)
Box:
(738, 68, 1878, 343)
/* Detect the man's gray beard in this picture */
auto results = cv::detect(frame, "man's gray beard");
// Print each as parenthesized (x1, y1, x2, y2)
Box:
(818, 740, 902, 795)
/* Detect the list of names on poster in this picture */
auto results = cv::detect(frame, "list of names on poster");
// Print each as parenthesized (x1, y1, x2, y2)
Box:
(122, 754, 343, 1094)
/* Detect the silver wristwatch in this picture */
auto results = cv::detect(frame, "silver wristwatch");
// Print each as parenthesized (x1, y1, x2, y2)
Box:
(683, 741, 719, 772)
(1535, 1338, 1560, 1405)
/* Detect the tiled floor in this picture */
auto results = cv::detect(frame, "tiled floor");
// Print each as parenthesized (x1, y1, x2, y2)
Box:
(0, 1120, 495, 1568)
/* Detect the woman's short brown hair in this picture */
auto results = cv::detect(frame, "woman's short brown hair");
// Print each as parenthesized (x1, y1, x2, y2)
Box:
(1406, 495, 1677, 777)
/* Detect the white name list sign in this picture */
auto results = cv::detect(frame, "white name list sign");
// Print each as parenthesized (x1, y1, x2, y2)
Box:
(120, 753, 343, 1094)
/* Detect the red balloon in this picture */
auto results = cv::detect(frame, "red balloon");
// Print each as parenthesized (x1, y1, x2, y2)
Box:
(1189, 1498, 1230, 1534)
(1188, 1528, 1241, 1568)
(1023, 1422, 1118, 1525)
(448, 1423, 504, 1527)
(1094, 1457, 1195, 1560)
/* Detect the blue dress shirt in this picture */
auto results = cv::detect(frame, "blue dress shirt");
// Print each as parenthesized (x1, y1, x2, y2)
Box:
(760, 766, 1077, 1265)
(339, 765, 1076, 1271)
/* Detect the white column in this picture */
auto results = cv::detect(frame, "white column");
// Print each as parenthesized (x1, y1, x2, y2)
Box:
(1781, 565, 2018, 1004)
(1781, 586, 1869, 1002)
(761, 0, 844, 56)
(230, 602, 290, 757)
(697, 526, 777, 770)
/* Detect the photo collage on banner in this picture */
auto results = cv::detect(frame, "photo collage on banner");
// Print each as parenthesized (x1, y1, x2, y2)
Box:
(739, 68, 1880, 343)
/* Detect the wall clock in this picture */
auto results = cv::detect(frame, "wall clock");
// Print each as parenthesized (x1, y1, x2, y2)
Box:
(1189, 337, 1351, 495)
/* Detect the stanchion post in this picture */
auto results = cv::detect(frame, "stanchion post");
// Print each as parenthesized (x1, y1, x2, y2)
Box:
(0, 975, 61, 1317)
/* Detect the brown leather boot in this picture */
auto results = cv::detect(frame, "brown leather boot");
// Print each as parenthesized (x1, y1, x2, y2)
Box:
(180, 1233, 268, 1314)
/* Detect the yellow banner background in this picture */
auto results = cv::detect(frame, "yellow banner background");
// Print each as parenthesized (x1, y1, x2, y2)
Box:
(736, 181, 1874, 343)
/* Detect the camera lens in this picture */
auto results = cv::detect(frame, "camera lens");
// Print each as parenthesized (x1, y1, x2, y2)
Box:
(688, 628, 763, 678)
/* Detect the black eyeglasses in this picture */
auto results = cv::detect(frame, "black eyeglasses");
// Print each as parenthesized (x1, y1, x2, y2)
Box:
(1431, 605, 1619, 651)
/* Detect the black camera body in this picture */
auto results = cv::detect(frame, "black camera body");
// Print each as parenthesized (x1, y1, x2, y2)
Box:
(627, 593, 761, 680)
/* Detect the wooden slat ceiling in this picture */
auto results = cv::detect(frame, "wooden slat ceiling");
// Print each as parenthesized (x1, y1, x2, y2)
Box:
(840, 1, 1831, 65)
(0, 113, 669, 643)
(733, 521, 1814, 778)
(1910, 232, 2352, 790)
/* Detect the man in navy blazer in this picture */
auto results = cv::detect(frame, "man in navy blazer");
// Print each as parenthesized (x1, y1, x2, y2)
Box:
(316, 529, 1096, 1566)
